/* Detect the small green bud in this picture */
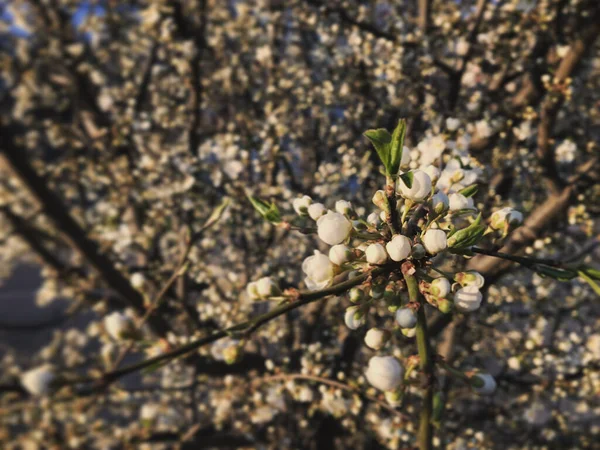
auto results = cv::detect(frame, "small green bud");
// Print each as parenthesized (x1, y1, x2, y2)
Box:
(349, 287, 365, 303)
(372, 190, 390, 213)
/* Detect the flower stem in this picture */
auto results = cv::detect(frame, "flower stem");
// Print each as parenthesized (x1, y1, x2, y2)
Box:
(402, 264, 433, 450)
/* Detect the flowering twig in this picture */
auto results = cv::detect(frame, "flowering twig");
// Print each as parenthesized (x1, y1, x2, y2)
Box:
(84, 266, 393, 387)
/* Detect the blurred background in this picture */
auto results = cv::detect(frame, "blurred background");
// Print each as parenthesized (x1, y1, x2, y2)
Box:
(0, 0, 599, 448)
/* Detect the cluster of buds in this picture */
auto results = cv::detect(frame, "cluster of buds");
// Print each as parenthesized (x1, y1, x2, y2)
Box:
(247, 120, 524, 399)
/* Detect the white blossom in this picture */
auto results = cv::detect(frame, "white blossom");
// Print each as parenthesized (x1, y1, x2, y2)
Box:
(21, 365, 55, 396)
(446, 117, 461, 131)
(130, 272, 146, 289)
(430, 278, 451, 298)
(317, 211, 353, 245)
(367, 211, 382, 226)
(292, 195, 312, 215)
(365, 356, 404, 391)
(422, 165, 440, 183)
(256, 277, 279, 297)
(431, 191, 449, 215)
(422, 229, 447, 254)
(556, 139, 577, 163)
(302, 250, 335, 290)
(365, 243, 388, 264)
(104, 312, 134, 341)
(385, 235, 412, 262)
(308, 203, 327, 220)
(246, 281, 260, 300)
(329, 244, 352, 266)
(364, 328, 389, 350)
(335, 200, 353, 215)
(417, 136, 445, 166)
(397, 170, 432, 202)
(449, 193, 474, 211)
(344, 306, 365, 330)
(454, 285, 483, 312)
(491, 207, 523, 229)
(456, 271, 485, 288)
(395, 308, 417, 328)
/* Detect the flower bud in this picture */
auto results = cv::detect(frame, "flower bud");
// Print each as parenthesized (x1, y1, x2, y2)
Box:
(140, 404, 160, 424)
(104, 312, 137, 341)
(446, 117, 460, 131)
(397, 170, 432, 202)
(292, 195, 312, 215)
(130, 272, 146, 290)
(344, 306, 365, 330)
(349, 287, 365, 303)
(365, 356, 404, 391)
(367, 211, 381, 227)
(430, 277, 451, 298)
(256, 276, 280, 297)
(449, 193, 474, 211)
(317, 212, 353, 245)
(386, 234, 412, 262)
(302, 250, 335, 290)
(246, 281, 261, 300)
(422, 229, 448, 254)
(385, 390, 403, 407)
(364, 328, 390, 350)
(335, 200, 353, 216)
(401, 327, 416, 338)
(366, 243, 388, 265)
(431, 191, 449, 215)
(490, 207, 523, 230)
(308, 203, 327, 220)
(223, 345, 241, 364)
(455, 271, 485, 288)
(372, 190, 390, 213)
(329, 244, 353, 266)
(395, 307, 417, 329)
(454, 285, 482, 312)
(422, 165, 440, 183)
(21, 365, 55, 396)
(471, 373, 497, 395)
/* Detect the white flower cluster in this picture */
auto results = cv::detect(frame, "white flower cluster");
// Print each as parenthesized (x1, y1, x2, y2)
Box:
(244, 132, 522, 396)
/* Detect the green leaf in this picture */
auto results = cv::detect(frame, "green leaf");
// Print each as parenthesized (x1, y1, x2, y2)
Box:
(248, 195, 281, 223)
(364, 128, 392, 173)
(202, 197, 230, 230)
(578, 266, 600, 280)
(534, 265, 577, 281)
(399, 171, 414, 189)
(458, 184, 478, 198)
(388, 119, 407, 176)
(579, 270, 600, 296)
(447, 213, 486, 249)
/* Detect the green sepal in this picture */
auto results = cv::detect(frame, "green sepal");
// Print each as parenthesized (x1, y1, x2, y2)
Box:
(248, 195, 281, 223)
(447, 213, 486, 249)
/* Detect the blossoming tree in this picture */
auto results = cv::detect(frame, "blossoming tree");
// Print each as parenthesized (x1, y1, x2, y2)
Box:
(1, 0, 599, 448)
